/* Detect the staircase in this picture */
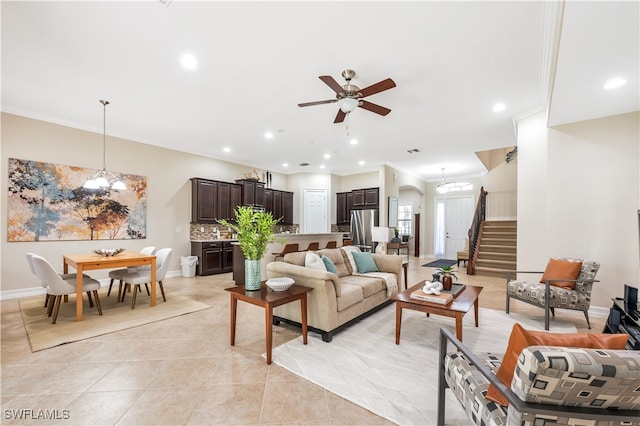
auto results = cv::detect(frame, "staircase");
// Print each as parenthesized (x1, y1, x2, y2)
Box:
(473, 220, 517, 278)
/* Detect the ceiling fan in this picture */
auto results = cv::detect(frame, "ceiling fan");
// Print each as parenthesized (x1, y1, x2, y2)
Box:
(298, 69, 396, 123)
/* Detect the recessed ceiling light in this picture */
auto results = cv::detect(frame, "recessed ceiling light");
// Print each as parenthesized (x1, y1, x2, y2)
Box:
(492, 103, 506, 112)
(604, 77, 627, 90)
(323, 154, 331, 159)
(320, 165, 326, 169)
(223, 147, 231, 153)
(358, 160, 365, 165)
(180, 54, 197, 70)
(350, 139, 358, 145)
(282, 163, 288, 167)
(264, 132, 274, 139)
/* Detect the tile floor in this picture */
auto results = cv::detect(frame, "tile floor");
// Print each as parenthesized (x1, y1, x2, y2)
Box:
(1, 257, 604, 425)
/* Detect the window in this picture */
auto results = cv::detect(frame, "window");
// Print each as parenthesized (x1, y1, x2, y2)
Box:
(398, 204, 412, 236)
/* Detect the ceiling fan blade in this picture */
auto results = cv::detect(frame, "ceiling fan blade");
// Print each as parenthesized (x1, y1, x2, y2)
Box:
(358, 78, 396, 98)
(319, 75, 345, 95)
(334, 109, 347, 123)
(298, 99, 337, 107)
(359, 100, 391, 116)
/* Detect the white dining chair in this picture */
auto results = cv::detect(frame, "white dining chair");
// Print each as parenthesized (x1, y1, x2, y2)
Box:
(25, 252, 91, 308)
(120, 248, 172, 309)
(107, 246, 156, 299)
(30, 254, 103, 324)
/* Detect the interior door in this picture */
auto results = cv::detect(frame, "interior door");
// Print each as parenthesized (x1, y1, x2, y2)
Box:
(304, 189, 327, 233)
(444, 197, 474, 259)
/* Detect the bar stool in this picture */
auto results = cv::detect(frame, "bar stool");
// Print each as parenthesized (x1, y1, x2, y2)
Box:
(302, 242, 319, 251)
(324, 241, 337, 249)
(272, 243, 299, 261)
(342, 240, 352, 246)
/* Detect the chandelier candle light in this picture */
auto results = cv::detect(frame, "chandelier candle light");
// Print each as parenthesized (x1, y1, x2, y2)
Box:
(83, 100, 127, 191)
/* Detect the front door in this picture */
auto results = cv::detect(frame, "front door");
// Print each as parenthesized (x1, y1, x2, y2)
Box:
(435, 196, 473, 259)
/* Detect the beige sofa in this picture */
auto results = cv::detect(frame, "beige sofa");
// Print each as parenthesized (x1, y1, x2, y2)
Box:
(266, 247, 403, 342)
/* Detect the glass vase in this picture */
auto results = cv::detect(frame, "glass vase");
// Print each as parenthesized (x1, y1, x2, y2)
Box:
(245, 259, 262, 291)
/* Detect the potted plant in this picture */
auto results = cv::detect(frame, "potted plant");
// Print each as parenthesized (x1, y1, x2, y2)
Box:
(218, 206, 281, 290)
(435, 265, 457, 291)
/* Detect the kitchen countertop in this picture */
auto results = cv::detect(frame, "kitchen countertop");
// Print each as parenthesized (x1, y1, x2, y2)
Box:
(190, 239, 238, 242)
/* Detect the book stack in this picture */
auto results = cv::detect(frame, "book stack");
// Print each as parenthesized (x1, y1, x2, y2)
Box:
(410, 288, 453, 305)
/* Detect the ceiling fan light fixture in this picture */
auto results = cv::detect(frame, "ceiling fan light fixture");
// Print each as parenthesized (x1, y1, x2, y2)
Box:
(337, 97, 359, 113)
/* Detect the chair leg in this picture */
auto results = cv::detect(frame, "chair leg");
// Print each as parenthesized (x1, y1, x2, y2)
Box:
(44, 294, 51, 308)
(52, 296, 62, 324)
(144, 283, 150, 296)
(120, 284, 129, 303)
(87, 291, 94, 308)
(47, 296, 56, 317)
(505, 292, 510, 314)
(550, 307, 555, 317)
(117, 280, 123, 301)
(583, 310, 591, 329)
(131, 285, 138, 309)
(93, 290, 103, 315)
(107, 278, 114, 296)
(159, 281, 166, 302)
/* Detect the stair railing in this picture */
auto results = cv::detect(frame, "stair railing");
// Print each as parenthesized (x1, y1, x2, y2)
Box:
(467, 187, 488, 275)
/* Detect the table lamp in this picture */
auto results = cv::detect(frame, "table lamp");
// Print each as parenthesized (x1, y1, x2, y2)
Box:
(372, 226, 390, 254)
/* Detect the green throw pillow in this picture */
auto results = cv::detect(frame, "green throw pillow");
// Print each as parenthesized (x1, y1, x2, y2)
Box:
(321, 255, 338, 275)
(352, 251, 379, 273)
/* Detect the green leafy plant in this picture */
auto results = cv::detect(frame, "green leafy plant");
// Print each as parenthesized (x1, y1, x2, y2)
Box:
(435, 265, 458, 280)
(218, 206, 282, 260)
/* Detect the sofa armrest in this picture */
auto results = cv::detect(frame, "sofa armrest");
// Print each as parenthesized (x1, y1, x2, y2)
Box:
(266, 261, 342, 297)
(437, 328, 640, 426)
(371, 253, 402, 278)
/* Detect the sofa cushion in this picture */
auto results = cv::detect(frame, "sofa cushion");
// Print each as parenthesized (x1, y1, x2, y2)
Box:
(305, 251, 326, 271)
(352, 251, 379, 273)
(318, 248, 351, 278)
(485, 323, 629, 407)
(321, 255, 338, 275)
(340, 246, 361, 274)
(283, 251, 307, 266)
(540, 258, 582, 289)
(336, 284, 364, 312)
(340, 274, 385, 298)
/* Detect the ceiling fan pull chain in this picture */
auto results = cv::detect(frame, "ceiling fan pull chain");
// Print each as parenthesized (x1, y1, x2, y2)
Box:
(346, 112, 350, 136)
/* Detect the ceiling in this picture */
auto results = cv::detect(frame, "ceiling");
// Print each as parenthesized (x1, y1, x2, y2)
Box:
(2, 1, 638, 182)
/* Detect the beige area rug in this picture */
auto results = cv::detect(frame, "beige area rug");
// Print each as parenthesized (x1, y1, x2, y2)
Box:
(19, 291, 211, 352)
(272, 306, 577, 425)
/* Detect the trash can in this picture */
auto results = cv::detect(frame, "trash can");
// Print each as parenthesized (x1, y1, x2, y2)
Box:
(180, 256, 198, 277)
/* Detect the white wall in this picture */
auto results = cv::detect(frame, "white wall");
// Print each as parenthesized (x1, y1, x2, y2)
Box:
(0, 113, 287, 296)
(516, 111, 640, 309)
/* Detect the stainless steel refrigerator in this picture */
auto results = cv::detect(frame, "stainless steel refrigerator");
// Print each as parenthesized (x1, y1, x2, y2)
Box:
(350, 209, 379, 250)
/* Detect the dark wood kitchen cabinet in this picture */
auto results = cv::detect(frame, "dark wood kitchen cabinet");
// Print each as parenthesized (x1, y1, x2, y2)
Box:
(281, 191, 293, 224)
(191, 178, 242, 223)
(351, 187, 379, 209)
(263, 188, 273, 213)
(336, 191, 349, 224)
(192, 241, 236, 276)
(192, 241, 223, 275)
(236, 179, 265, 207)
(191, 178, 217, 223)
(272, 190, 282, 220)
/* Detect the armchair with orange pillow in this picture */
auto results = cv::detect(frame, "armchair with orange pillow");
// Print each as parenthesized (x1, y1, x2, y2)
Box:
(506, 257, 600, 330)
(437, 325, 637, 426)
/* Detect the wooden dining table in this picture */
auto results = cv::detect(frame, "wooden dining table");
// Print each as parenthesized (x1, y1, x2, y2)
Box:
(63, 251, 157, 321)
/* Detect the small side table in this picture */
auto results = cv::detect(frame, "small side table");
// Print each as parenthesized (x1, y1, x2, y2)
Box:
(224, 283, 312, 365)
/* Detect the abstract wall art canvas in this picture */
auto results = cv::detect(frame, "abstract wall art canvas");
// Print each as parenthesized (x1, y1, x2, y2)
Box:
(7, 158, 147, 241)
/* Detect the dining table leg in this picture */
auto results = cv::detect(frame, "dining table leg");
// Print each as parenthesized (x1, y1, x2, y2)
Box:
(76, 265, 84, 321)
(150, 257, 157, 306)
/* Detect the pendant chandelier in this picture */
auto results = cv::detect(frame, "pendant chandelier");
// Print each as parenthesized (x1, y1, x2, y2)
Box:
(83, 100, 127, 190)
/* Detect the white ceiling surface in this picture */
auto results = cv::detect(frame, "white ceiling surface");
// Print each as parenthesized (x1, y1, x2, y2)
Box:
(2, 1, 638, 181)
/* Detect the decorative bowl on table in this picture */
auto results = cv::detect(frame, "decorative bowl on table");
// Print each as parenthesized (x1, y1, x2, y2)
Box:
(92, 248, 125, 257)
(266, 277, 294, 292)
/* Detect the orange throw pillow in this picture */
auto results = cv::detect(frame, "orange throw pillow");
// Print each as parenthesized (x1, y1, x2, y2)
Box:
(485, 323, 628, 407)
(539, 258, 582, 289)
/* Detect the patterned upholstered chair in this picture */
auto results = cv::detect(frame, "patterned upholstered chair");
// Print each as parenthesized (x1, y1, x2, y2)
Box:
(437, 328, 640, 426)
(505, 258, 600, 330)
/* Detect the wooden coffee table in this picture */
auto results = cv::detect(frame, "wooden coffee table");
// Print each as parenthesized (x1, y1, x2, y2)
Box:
(225, 283, 312, 365)
(392, 281, 483, 343)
